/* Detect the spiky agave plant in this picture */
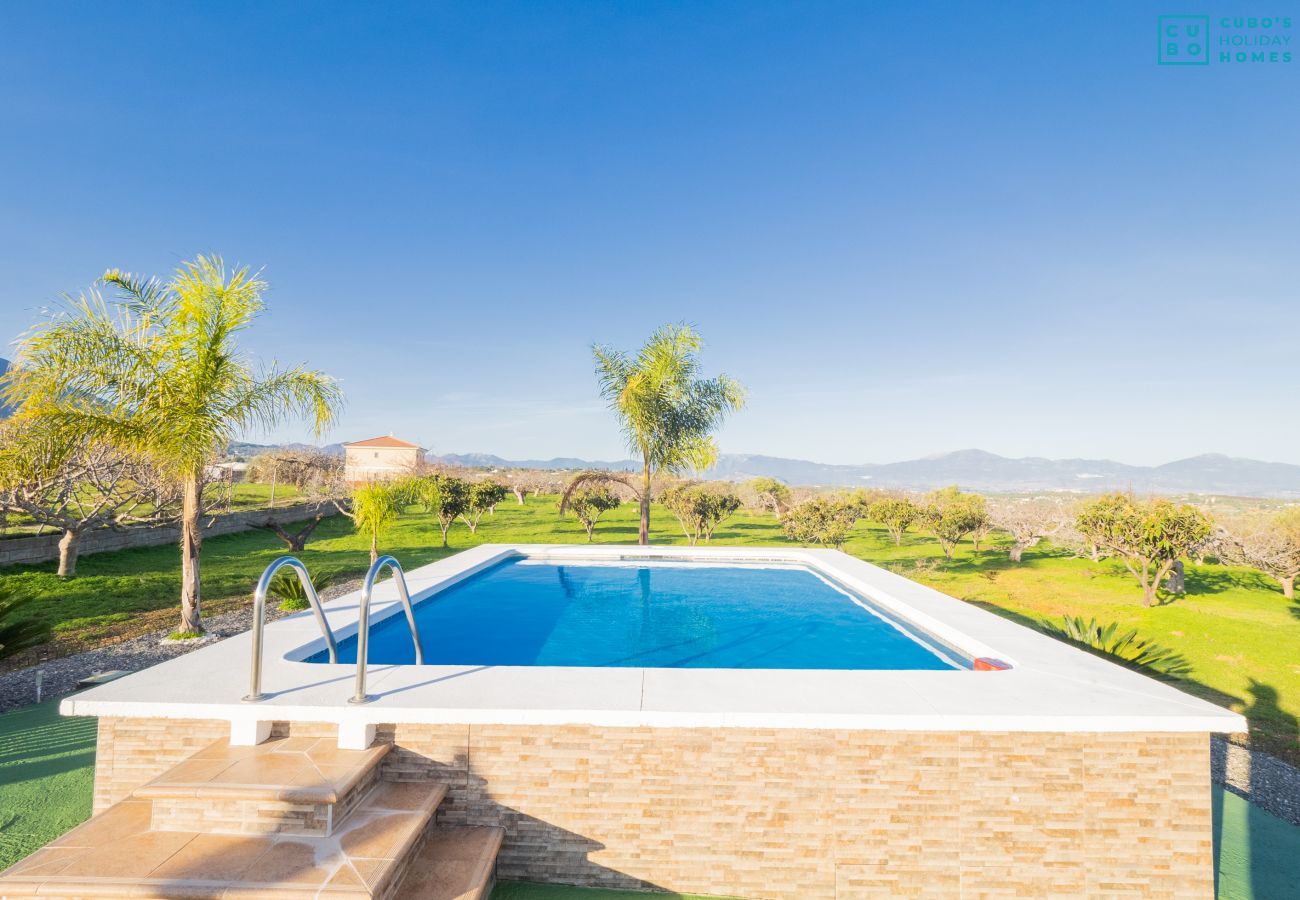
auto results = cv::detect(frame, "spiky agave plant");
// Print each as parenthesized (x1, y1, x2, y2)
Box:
(1041, 615, 1192, 680)
(269, 568, 337, 612)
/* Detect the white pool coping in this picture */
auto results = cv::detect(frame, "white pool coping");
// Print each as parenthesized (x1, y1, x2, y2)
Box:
(62, 544, 1247, 738)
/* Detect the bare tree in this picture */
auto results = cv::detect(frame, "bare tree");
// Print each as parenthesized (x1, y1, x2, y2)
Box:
(989, 498, 1070, 562)
(1217, 509, 1300, 599)
(253, 454, 346, 552)
(0, 424, 179, 576)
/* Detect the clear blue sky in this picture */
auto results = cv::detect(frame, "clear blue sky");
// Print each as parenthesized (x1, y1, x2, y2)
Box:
(1, 1, 1296, 465)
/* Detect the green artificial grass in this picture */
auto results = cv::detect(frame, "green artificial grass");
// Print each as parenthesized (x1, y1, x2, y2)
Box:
(3, 494, 1298, 764)
(1214, 786, 1300, 899)
(2, 701, 1299, 896)
(0, 701, 96, 870)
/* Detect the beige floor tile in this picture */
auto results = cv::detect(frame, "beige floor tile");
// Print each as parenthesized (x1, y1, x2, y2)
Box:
(237, 839, 336, 886)
(59, 831, 196, 879)
(211, 756, 316, 789)
(320, 861, 369, 891)
(191, 740, 264, 762)
(147, 833, 275, 882)
(145, 757, 238, 788)
(1, 846, 85, 878)
(50, 801, 153, 848)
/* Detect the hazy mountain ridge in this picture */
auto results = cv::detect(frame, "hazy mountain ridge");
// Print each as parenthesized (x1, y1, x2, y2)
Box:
(222, 441, 1300, 496)
(432, 448, 1300, 497)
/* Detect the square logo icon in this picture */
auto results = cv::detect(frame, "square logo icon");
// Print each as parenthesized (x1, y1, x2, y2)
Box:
(1159, 15, 1210, 65)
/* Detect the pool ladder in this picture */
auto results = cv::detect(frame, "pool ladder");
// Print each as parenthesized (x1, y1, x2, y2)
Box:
(242, 555, 424, 705)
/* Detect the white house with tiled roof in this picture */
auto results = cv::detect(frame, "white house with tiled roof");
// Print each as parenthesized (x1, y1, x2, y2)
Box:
(342, 435, 426, 484)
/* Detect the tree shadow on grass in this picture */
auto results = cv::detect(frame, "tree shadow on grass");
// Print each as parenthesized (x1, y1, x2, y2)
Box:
(1183, 566, 1279, 597)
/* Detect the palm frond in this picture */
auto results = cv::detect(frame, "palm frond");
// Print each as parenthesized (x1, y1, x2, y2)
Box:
(559, 470, 641, 514)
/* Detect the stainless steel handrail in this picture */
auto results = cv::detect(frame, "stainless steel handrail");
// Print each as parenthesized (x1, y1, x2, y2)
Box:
(243, 556, 338, 702)
(348, 555, 425, 705)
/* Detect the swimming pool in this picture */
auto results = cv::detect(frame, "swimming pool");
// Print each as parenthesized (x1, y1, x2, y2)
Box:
(306, 557, 967, 670)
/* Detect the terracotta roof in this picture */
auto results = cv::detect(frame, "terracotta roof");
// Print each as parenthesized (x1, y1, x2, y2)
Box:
(342, 435, 423, 449)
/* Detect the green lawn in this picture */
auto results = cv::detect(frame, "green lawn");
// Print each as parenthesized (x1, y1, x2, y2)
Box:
(1, 701, 1296, 897)
(3, 494, 1298, 763)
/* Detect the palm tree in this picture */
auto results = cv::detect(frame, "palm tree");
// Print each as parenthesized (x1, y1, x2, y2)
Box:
(344, 481, 404, 564)
(2, 256, 342, 634)
(575, 324, 744, 545)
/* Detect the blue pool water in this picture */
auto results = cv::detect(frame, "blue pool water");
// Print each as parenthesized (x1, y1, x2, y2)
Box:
(306, 558, 964, 670)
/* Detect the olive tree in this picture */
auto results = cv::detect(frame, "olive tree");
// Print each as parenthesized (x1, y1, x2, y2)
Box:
(562, 487, 622, 541)
(781, 496, 862, 549)
(1075, 493, 1212, 606)
(866, 496, 920, 546)
(921, 486, 988, 559)
(661, 483, 743, 546)
(1217, 508, 1300, 599)
(990, 498, 1070, 562)
(414, 474, 470, 546)
(461, 481, 508, 533)
(747, 477, 791, 519)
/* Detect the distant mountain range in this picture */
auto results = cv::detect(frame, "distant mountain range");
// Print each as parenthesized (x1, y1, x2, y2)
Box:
(430, 448, 1300, 497)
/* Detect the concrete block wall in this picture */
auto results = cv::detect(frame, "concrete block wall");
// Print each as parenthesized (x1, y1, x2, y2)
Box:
(0, 502, 338, 568)
(91, 717, 1214, 899)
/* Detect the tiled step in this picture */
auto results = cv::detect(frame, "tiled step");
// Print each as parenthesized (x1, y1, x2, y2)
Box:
(393, 825, 505, 900)
(0, 781, 447, 899)
(133, 735, 391, 837)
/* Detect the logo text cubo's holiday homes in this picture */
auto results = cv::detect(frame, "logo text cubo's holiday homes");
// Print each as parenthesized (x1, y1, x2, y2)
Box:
(1159, 14, 1293, 65)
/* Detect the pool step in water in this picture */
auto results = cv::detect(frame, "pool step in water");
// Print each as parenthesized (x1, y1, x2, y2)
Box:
(0, 735, 503, 899)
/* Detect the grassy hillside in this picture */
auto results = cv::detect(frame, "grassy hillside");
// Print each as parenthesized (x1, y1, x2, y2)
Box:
(2, 495, 1297, 762)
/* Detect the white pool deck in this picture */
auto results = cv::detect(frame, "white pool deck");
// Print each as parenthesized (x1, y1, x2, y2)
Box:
(62, 544, 1247, 746)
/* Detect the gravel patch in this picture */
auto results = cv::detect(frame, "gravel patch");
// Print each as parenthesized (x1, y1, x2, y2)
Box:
(1213, 736, 1300, 827)
(0, 578, 361, 714)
